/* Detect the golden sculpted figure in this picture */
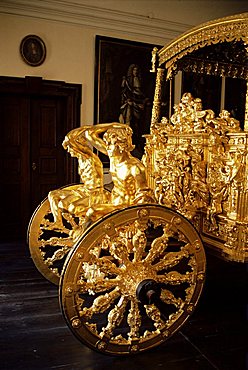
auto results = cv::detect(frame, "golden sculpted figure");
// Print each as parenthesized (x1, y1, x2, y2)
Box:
(29, 123, 155, 283)
(85, 124, 154, 202)
(50, 123, 154, 233)
(47, 126, 110, 231)
(150, 46, 158, 73)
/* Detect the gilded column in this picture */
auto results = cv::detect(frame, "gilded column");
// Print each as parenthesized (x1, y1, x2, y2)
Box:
(151, 68, 165, 127)
(245, 80, 248, 132)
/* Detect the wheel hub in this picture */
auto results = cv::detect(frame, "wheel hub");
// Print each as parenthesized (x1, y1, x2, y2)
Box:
(118, 261, 157, 298)
(136, 279, 162, 305)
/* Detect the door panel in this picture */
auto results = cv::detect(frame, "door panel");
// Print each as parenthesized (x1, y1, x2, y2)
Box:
(30, 97, 67, 210)
(0, 95, 30, 239)
(0, 76, 81, 241)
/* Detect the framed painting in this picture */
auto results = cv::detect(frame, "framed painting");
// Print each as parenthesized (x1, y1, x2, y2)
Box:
(20, 34, 46, 66)
(94, 36, 164, 164)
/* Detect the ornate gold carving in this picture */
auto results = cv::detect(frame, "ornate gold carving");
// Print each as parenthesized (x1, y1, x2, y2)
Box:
(146, 93, 248, 262)
(177, 55, 247, 80)
(60, 204, 206, 355)
(158, 13, 248, 78)
(150, 46, 158, 73)
(245, 80, 248, 131)
(28, 123, 155, 284)
(151, 68, 165, 126)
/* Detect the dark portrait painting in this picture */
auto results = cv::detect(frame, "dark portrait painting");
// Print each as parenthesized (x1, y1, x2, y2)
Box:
(94, 36, 161, 162)
(20, 35, 46, 66)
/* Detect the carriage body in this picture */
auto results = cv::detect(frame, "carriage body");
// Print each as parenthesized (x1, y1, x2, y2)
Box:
(145, 12, 248, 263)
(28, 13, 247, 356)
(145, 103, 248, 263)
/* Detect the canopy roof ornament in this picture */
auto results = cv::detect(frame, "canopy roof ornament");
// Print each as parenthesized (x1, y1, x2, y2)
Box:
(158, 13, 248, 79)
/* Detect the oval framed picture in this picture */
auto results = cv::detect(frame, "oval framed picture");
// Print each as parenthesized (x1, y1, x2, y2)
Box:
(20, 35, 46, 66)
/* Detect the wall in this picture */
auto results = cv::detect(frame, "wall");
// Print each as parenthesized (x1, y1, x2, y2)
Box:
(0, 0, 247, 124)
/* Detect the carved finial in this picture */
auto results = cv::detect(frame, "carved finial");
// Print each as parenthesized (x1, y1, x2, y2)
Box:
(150, 47, 158, 73)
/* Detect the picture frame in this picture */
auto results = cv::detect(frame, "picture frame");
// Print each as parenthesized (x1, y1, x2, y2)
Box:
(20, 35, 46, 67)
(94, 36, 164, 164)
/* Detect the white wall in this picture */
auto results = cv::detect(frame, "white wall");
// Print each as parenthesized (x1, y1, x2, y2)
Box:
(0, 1, 247, 124)
(0, 14, 98, 123)
(76, 0, 247, 25)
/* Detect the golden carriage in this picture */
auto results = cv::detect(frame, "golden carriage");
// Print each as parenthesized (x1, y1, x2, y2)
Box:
(28, 13, 247, 356)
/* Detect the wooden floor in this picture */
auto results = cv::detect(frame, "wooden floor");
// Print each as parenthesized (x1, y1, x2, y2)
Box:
(1, 240, 247, 370)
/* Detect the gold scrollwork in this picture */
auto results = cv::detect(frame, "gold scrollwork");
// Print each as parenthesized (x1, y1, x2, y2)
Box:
(146, 92, 248, 262)
(60, 204, 206, 355)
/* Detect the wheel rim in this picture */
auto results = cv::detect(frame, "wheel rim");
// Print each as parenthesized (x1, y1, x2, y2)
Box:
(28, 185, 111, 285)
(60, 204, 206, 355)
(28, 197, 74, 285)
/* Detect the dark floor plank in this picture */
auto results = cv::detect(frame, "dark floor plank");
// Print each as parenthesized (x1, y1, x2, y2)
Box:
(1, 242, 247, 370)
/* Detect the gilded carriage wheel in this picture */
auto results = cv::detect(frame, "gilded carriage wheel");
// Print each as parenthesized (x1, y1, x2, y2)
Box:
(28, 184, 111, 285)
(60, 204, 206, 355)
(28, 191, 75, 285)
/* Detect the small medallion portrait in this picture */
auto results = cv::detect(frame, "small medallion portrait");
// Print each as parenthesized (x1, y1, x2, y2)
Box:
(20, 35, 46, 66)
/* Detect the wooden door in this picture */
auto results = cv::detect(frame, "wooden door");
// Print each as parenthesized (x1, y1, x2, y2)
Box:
(0, 76, 81, 240)
(0, 94, 30, 240)
(30, 96, 67, 208)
